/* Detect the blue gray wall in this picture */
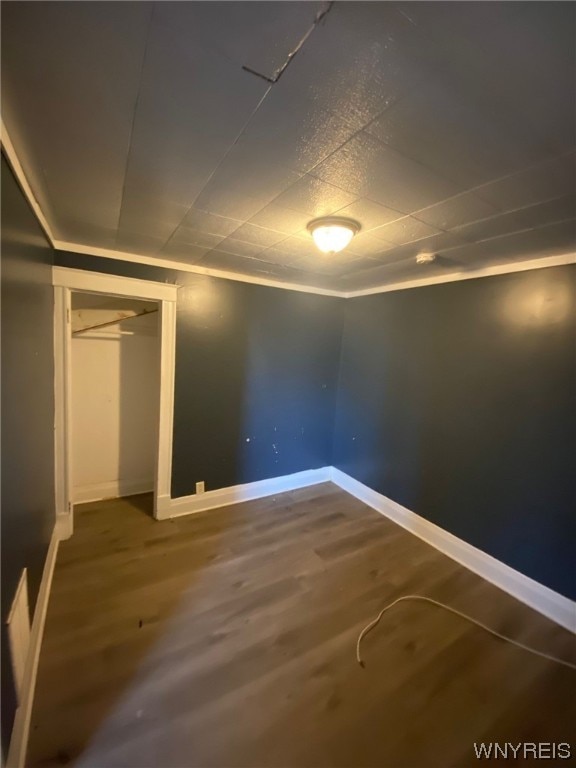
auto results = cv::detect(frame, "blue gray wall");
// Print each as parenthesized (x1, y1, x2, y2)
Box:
(54, 252, 576, 599)
(1, 154, 55, 749)
(333, 265, 576, 599)
(54, 252, 344, 497)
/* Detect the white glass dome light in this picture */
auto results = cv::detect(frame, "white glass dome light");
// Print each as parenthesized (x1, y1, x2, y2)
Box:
(307, 217, 360, 254)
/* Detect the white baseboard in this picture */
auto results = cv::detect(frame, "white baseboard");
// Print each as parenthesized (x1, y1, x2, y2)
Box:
(6, 522, 62, 768)
(55, 512, 73, 541)
(73, 478, 153, 504)
(330, 467, 576, 633)
(159, 467, 331, 520)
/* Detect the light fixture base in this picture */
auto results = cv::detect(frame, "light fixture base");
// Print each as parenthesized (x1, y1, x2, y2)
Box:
(307, 217, 361, 254)
(306, 217, 361, 235)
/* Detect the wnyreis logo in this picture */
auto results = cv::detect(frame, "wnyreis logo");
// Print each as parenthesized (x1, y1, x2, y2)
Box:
(474, 742, 571, 760)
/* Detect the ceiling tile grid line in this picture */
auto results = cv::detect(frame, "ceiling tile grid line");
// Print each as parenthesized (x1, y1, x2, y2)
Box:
(114, 3, 155, 246)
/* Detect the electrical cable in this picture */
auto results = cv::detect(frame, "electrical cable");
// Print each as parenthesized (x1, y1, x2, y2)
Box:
(356, 595, 576, 671)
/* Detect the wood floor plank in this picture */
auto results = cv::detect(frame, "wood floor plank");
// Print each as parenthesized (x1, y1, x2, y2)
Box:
(28, 485, 576, 767)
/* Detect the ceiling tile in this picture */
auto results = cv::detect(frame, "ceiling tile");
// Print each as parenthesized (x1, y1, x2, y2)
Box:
(280, 2, 420, 132)
(237, 84, 360, 175)
(390, 4, 575, 154)
(446, 220, 576, 268)
(360, 237, 462, 267)
(226, 223, 287, 249)
(169, 228, 226, 250)
(253, 248, 302, 268)
(474, 152, 576, 213)
(119, 7, 272, 221)
(56, 219, 118, 251)
(332, 198, 404, 231)
(114, 231, 166, 256)
(268, 234, 320, 260)
(1, 2, 152, 237)
(158, 2, 325, 78)
(248, 203, 311, 235)
(509, 196, 576, 231)
(200, 249, 293, 277)
(413, 192, 501, 230)
(192, 143, 303, 221)
(452, 197, 576, 245)
(453, 213, 530, 244)
(371, 216, 442, 246)
(273, 175, 357, 218)
(120, 135, 230, 212)
(212, 238, 269, 259)
(289, 254, 379, 277)
(160, 240, 216, 265)
(310, 132, 459, 213)
(405, 230, 469, 255)
(135, 4, 270, 146)
(346, 232, 395, 258)
(118, 194, 190, 242)
(365, 84, 568, 190)
(336, 255, 445, 291)
(180, 208, 243, 238)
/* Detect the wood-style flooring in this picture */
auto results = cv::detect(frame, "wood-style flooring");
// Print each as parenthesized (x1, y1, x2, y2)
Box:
(28, 484, 576, 767)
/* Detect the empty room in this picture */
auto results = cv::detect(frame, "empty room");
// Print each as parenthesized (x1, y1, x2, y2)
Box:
(1, 2, 575, 766)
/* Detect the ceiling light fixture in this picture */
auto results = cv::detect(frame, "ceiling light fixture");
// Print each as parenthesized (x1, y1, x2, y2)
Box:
(307, 217, 360, 254)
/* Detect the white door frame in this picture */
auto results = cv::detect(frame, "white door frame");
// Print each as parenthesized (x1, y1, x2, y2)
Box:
(52, 266, 178, 537)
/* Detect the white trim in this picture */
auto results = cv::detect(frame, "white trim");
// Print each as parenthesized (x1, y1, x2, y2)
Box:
(53, 243, 576, 299)
(155, 301, 177, 517)
(343, 252, 576, 297)
(6, 527, 61, 768)
(53, 241, 342, 297)
(0, 120, 56, 245)
(73, 479, 154, 504)
(329, 468, 576, 633)
(158, 467, 331, 520)
(53, 287, 72, 535)
(6, 571, 31, 704)
(52, 265, 177, 302)
(52, 268, 177, 529)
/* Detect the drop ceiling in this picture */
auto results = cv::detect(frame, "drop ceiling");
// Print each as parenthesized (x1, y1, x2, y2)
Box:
(1, 1, 575, 292)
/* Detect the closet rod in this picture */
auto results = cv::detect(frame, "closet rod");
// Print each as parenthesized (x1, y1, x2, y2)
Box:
(72, 308, 158, 335)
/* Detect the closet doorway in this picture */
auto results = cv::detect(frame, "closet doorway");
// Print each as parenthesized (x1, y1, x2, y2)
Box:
(70, 293, 159, 505)
(52, 267, 178, 538)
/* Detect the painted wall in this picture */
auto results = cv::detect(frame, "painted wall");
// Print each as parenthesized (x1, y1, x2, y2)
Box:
(1, 155, 55, 749)
(55, 253, 575, 601)
(71, 310, 159, 502)
(55, 252, 344, 498)
(333, 265, 576, 599)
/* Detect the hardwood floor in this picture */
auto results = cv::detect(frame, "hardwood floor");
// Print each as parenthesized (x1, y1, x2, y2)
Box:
(28, 484, 576, 767)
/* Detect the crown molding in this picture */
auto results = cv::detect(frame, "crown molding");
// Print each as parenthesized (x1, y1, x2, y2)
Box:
(3, 122, 573, 300)
(52, 240, 343, 297)
(1, 119, 57, 245)
(342, 252, 576, 298)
